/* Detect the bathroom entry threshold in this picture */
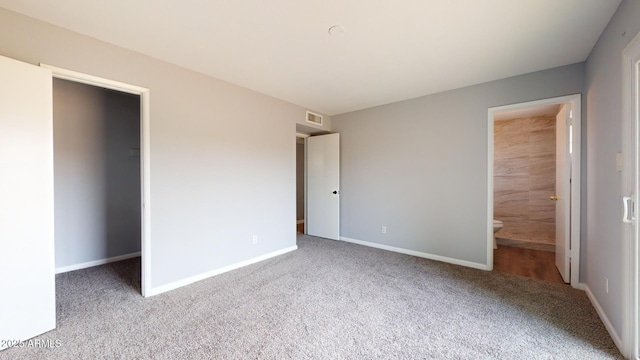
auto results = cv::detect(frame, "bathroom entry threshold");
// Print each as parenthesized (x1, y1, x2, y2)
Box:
(495, 237, 555, 252)
(493, 246, 565, 284)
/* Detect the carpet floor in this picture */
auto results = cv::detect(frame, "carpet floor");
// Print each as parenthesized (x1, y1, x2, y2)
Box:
(1, 235, 622, 359)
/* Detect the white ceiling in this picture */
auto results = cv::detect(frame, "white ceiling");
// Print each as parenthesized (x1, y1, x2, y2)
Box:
(0, 0, 620, 115)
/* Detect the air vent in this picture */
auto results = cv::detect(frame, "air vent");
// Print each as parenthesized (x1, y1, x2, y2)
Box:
(306, 111, 323, 126)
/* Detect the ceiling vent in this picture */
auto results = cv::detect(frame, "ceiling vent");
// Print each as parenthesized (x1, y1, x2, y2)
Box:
(306, 111, 323, 126)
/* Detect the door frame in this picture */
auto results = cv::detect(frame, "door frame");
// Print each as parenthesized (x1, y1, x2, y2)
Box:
(622, 30, 640, 360)
(296, 132, 310, 233)
(41, 64, 153, 297)
(486, 94, 582, 288)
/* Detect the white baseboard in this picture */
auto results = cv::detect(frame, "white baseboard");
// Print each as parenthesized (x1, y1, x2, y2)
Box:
(583, 284, 625, 356)
(56, 252, 141, 274)
(340, 236, 488, 270)
(296, 219, 305, 224)
(149, 245, 298, 297)
(577, 282, 588, 291)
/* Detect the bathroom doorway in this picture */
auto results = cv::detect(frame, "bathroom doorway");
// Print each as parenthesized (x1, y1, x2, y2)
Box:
(487, 94, 581, 287)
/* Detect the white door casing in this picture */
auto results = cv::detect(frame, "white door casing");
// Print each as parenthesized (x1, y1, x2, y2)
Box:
(487, 94, 581, 286)
(555, 104, 571, 283)
(635, 56, 640, 360)
(306, 133, 340, 240)
(0, 55, 56, 349)
(41, 64, 153, 298)
(622, 30, 640, 360)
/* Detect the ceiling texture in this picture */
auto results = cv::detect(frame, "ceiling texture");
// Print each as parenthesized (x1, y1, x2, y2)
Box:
(0, 0, 621, 115)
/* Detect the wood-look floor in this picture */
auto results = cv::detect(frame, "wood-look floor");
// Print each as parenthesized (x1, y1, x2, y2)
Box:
(300, 223, 564, 285)
(493, 245, 565, 284)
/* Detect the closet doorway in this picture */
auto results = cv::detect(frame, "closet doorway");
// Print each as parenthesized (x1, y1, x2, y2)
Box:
(45, 65, 152, 297)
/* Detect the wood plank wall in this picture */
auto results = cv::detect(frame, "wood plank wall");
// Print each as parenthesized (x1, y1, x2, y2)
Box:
(494, 115, 556, 245)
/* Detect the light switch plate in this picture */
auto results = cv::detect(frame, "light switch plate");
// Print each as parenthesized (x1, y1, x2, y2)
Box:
(616, 153, 623, 172)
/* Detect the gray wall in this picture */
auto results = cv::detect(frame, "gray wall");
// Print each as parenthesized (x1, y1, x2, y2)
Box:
(296, 142, 305, 221)
(583, 0, 640, 342)
(53, 78, 141, 268)
(0, 8, 301, 289)
(332, 63, 584, 266)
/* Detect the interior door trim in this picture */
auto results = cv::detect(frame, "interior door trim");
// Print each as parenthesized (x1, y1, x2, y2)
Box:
(486, 94, 581, 288)
(40, 64, 153, 298)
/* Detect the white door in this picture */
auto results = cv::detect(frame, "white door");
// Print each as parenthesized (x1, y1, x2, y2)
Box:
(624, 35, 640, 359)
(0, 55, 56, 349)
(555, 104, 571, 283)
(306, 133, 340, 240)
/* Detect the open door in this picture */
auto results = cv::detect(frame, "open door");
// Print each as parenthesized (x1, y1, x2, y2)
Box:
(0, 55, 56, 349)
(555, 104, 571, 283)
(622, 31, 640, 359)
(306, 133, 340, 240)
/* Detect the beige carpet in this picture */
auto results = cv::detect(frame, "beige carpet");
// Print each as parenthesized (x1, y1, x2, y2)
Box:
(1, 235, 622, 359)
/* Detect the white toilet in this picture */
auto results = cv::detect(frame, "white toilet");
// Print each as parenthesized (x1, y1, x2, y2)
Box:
(493, 220, 504, 249)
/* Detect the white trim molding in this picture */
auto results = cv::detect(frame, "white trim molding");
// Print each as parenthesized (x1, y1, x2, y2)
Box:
(40, 65, 148, 95)
(41, 64, 153, 298)
(148, 245, 298, 297)
(584, 284, 625, 354)
(340, 237, 488, 270)
(577, 282, 588, 292)
(56, 252, 141, 274)
(487, 94, 581, 288)
(622, 30, 640, 360)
